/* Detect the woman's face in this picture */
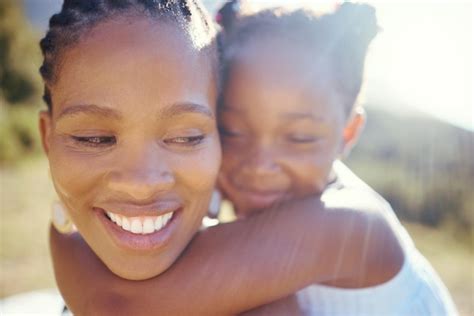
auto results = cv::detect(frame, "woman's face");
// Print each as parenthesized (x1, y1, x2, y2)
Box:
(40, 18, 221, 280)
(218, 39, 351, 218)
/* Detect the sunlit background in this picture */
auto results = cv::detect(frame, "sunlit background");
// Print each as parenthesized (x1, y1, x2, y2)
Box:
(208, 0, 473, 130)
(1, 0, 472, 314)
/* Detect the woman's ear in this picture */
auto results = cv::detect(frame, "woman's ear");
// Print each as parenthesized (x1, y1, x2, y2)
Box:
(39, 110, 52, 155)
(341, 106, 366, 157)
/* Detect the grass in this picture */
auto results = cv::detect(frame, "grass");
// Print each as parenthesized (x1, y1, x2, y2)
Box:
(0, 157, 56, 297)
(1, 157, 472, 314)
(403, 221, 473, 315)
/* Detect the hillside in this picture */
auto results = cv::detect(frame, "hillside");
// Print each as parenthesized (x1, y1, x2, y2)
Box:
(346, 106, 473, 230)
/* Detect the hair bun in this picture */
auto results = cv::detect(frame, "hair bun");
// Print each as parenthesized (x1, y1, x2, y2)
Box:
(334, 2, 378, 43)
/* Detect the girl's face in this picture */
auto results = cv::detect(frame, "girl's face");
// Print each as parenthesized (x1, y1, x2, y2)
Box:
(218, 40, 362, 217)
(40, 18, 221, 280)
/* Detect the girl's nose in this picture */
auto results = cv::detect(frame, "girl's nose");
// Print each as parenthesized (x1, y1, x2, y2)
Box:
(107, 144, 175, 201)
(243, 144, 281, 177)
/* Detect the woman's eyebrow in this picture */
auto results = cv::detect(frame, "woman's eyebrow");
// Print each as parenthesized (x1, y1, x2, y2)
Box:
(56, 102, 214, 121)
(57, 104, 122, 121)
(160, 102, 214, 119)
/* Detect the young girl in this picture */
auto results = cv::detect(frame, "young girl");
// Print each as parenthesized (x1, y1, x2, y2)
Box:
(46, 1, 456, 315)
(217, 4, 457, 314)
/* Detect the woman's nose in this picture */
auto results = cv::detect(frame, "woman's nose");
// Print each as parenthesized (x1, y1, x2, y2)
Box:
(107, 144, 175, 200)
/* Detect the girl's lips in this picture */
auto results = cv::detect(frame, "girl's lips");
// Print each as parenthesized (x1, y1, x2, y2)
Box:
(243, 190, 287, 211)
(95, 207, 181, 252)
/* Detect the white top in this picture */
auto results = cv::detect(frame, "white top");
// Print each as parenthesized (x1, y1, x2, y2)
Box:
(293, 161, 458, 315)
(295, 235, 457, 315)
(0, 289, 66, 315)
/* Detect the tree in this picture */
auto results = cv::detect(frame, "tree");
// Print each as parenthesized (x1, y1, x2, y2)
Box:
(0, 0, 41, 105)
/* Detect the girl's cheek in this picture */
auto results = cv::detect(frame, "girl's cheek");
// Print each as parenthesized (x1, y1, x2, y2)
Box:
(220, 151, 238, 176)
(285, 150, 334, 195)
(174, 141, 222, 194)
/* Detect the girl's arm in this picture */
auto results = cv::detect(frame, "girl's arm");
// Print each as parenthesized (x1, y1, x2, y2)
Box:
(241, 294, 305, 316)
(51, 193, 403, 315)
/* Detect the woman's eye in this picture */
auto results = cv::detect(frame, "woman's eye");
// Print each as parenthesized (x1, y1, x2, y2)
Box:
(71, 136, 116, 147)
(164, 135, 205, 146)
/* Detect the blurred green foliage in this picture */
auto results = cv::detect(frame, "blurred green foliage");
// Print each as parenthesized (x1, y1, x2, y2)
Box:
(1, 0, 43, 164)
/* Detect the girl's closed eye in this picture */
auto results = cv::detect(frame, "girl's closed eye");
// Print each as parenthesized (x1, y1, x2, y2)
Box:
(219, 125, 245, 138)
(286, 133, 321, 144)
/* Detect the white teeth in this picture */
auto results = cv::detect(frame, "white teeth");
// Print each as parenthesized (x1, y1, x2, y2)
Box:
(143, 218, 154, 234)
(130, 218, 142, 234)
(164, 213, 172, 225)
(106, 211, 174, 235)
(122, 217, 131, 231)
(155, 216, 163, 230)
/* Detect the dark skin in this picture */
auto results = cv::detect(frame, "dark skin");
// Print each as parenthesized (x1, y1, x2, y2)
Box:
(242, 294, 303, 316)
(46, 15, 403, 316)
(218, 38, 356, 218)
(50, 188, 403, 315)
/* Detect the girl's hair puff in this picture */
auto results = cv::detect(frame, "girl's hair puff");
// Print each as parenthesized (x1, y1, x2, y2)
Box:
(221, 2, 379, 114)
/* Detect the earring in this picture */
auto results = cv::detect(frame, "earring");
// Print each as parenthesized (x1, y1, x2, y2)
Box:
(208, 189, 222, 219)
(51, 201, 75, 234)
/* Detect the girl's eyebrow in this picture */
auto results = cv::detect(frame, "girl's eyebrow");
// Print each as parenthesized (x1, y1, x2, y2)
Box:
(280, 112, 325, 121)
(57, 104, 122, 121)
(218, 105, 242, 114)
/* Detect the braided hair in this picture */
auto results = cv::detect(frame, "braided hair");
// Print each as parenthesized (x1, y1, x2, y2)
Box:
(220, 3, 379, 115)
(39, 0, 217, 112)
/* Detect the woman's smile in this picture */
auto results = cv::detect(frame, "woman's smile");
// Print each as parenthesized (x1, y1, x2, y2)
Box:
(94, 198, 183, 251)
(97, 206, 181, 252)
(106, 211, 174, 235)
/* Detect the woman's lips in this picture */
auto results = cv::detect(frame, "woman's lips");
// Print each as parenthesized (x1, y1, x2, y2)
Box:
(95, 206, 181, 252)
(96, 199, 182, 216)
